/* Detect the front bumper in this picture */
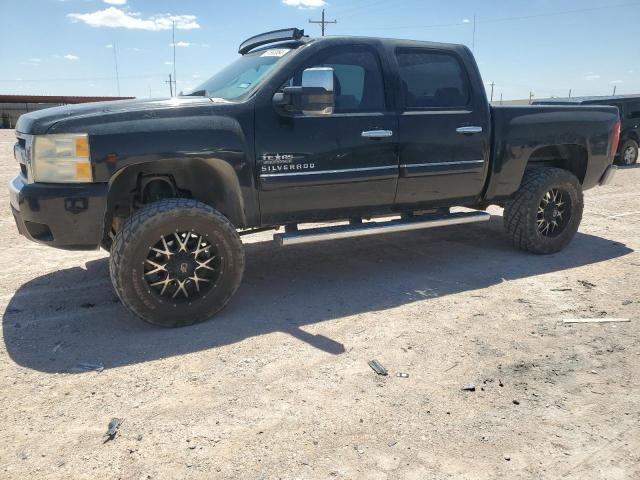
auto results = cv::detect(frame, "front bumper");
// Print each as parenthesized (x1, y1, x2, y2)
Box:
(9, 175, 108, 250)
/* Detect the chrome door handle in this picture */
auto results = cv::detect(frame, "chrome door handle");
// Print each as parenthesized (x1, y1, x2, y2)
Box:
(362, 130, 393, 138)
(456, 126, 483, 135)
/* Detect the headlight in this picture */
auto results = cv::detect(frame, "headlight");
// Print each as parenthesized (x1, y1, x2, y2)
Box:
(32, 134, 93, 183)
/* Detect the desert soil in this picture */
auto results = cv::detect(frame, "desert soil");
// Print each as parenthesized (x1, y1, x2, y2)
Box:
(0, 128, 638, 479)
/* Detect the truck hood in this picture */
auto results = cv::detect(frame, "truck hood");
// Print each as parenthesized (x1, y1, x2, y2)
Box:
(15, 96, 228, 135)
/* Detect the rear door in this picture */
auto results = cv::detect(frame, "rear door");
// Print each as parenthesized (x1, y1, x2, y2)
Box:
(255, 45, 399, 224)
(393, 48, 490, 208)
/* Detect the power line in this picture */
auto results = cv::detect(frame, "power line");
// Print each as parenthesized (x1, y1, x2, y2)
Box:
(347, 1, 640, 31)
(309, 9, 337, 37)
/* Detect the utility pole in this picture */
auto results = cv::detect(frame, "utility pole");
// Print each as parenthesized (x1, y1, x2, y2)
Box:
(612, 85, 617, 96)
(568, 88, 572, 98)
(112, 42, 121, 96)
(166, 74, 173, 97)
(488, 81, 495, 102)
(529, 91, 534, 104)
(172, 20, 177, 96)
(309, 9, 336, 36)
(472, 14, 476, 53)
(499, 93, 503, 105)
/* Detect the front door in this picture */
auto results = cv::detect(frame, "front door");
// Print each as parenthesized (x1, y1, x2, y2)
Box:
(255, 45, 398, 224)
(393, 48, 490, 208)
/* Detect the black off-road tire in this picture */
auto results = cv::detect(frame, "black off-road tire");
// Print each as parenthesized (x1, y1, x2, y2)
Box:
(503, 167, 583, 255)
(618, 139, 638, 166)
(109, 199, 245, 327)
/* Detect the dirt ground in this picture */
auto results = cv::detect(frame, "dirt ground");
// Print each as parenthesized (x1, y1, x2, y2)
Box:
(0, 128, 638, 479)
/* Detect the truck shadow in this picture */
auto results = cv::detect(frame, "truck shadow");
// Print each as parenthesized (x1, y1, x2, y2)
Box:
(2, 216, 633, 373)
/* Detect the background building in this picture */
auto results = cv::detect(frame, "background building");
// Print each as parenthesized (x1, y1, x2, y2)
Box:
(0, 95, 134, 129)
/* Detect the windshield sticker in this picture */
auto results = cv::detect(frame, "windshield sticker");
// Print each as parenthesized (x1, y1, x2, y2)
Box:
(261, 49, 290, 57)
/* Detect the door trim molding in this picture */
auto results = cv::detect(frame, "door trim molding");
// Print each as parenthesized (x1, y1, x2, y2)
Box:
(260, 165, 397, 178)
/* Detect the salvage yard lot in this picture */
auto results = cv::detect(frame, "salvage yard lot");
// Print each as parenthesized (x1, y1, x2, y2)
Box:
(0, 128, 638, 479)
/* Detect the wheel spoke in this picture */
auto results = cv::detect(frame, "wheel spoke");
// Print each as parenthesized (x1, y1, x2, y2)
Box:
(196, 256, 216, 272)
(150, 277, 172, 295)
(145, 259, 167, 276)
(192, 235, 210, 259)
(172, 279, 189, 299)
(174, 232, 189, 252)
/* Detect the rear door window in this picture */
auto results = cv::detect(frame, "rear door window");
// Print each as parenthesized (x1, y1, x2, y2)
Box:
(396, 50, 470, 109)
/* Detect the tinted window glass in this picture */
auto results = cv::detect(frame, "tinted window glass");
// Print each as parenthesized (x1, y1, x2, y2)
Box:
(396, 50, 470, 108)
(627, 101, 640, 119)
(291, 48, 385, 112)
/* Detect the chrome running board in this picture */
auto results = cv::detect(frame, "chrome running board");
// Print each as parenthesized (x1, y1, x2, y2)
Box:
(274, 211, 490, 246)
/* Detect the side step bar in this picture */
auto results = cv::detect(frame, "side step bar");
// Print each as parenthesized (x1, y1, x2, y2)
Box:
(274, 211, 490, 246)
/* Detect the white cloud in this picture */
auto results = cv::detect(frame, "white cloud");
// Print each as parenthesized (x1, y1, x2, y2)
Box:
(282, 0, 326, 8)
(64, 54, 79, 60)
(584, 73, 600, 81)
(104, 0, 127, 4)
(105, 44, 113, 48)
(462, 18, 471, 23)
(164, 61, 173, 65)
(610, 80, 623, 84)
(192, 74, 201, 79)
(68, 7, 200, 31)
(29, 58, 42, 62)
(170, 41, 191, 47)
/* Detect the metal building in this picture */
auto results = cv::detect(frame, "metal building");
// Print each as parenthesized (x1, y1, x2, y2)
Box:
(0, 95, 134, 128)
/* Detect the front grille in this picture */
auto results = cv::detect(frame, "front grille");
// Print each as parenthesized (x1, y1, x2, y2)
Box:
(20, 164, 27, 178)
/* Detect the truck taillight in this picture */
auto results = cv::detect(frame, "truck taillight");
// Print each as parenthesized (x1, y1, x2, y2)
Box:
(610, 120, 621, 158)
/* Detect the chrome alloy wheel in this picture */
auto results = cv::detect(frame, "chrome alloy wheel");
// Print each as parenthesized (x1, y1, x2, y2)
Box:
(623, 145, 637, 164)
(143, 231, 221, 301)
(537, 188, 572, 237)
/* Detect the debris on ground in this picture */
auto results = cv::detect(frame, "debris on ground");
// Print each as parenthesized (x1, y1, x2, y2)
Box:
(396, 372, 409, 378)
(70, 362, 104, 373)
(103, 418, 123, 443)
(512, 400, 520, 405)
(622, 300, 633, 305)
(550, 288, 572, 292)
(577, 280, 597, 289)
(444, 362, 459, 372)
(462, 384, 476, 392)
(563, 318, 630, 324)
(367, 360, 388, 376)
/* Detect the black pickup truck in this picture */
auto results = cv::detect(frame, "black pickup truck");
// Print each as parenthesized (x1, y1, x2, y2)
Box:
(534, 95, 640, 165)
(10, 28, 620, 327)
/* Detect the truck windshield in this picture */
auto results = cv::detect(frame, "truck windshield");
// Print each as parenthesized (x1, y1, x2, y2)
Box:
(184, 48, 292, 100)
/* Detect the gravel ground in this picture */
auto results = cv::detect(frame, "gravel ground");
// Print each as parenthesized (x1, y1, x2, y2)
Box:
(0, 128, 638, 479)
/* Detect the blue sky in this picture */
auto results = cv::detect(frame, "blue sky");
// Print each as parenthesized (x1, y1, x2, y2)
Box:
(1, 0, 638, 100)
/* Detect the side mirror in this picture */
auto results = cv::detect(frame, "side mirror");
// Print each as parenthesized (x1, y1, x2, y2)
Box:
(273, 67, 335, 116)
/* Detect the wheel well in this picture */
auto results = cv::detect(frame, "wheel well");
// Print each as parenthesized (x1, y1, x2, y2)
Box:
(622, 130, 639, 145)
(102, 161, 246, 249)
(527, 145, 588, 183)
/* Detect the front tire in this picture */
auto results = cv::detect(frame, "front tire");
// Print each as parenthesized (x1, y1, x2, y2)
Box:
(109, 199, 245, 327)
(503, 168, 583, 255)
(618, 139, 638, 166)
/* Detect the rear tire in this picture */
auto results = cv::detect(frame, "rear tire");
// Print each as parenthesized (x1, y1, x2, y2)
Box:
(503, 168, 583, 255)
(618, 139, 638, 166)
(110, 199, 245, 327)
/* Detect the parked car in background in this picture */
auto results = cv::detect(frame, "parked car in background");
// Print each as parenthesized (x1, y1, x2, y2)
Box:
(534, 95, 640, 165)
